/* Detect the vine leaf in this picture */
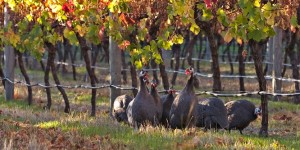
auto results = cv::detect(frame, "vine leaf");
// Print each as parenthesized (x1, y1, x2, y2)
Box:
(224, 31, 233, 43)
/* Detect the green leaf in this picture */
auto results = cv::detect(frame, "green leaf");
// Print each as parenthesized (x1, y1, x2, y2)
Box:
(181, 17, 189, 25)
(153, 52, 162, 64)
(144, 45, 150, 52)
(86, 25, 100, 44)
(262, 2, 272, 18)
(164, 31, 170, 39)
(249, 29, 264, 42)
(202, 9, 213, 21)
(150, 40, 157, 52)
(217, 9, 229, 26)
(18, 20, 28, 32)
(291, 16, 298, 27)
(63, 28, 79, 46)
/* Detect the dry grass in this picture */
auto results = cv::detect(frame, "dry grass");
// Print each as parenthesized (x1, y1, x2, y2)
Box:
(1, 89, 299, 149)
(0, 59, 300, 149)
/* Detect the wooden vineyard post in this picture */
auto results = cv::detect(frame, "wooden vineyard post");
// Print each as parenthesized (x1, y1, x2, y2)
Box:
(272, 27, 283, 101)
(4, 4, 14, 100)
(266, 37, 273, 75)
(109, 36, 121, 117)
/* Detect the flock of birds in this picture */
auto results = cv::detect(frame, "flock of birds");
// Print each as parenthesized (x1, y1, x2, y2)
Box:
(112, 67, 262, 134)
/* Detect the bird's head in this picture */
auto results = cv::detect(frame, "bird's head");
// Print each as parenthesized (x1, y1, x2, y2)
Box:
(185, 67, 194, 75)
(254, 107, 262, 115)
(139, 70, 149, 84)
(151, 79, 158, 88)
(168, 89, 176, 94)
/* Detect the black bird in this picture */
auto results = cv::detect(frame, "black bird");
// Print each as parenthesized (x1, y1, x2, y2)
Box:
(160, 88, 176, 127)
(126, 70, 162, 128)
(169, 67, 198, 129)
(225, 99, 261, 134)
(196, 97, 228, 130)
(112, 94, 133, 122)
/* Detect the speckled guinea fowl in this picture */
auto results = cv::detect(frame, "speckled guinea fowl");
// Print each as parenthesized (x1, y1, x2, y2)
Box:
(112, 94, 133, 122)
(225, 99, 261, 134)
(160, 88, 176, 127)
(149, 80, 163, 124)
(196, 97, 228, 130)
(169, 67, 198, 129)
(126, 70, 162, 128)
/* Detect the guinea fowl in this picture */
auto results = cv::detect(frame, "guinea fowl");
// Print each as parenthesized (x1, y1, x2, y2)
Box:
(196, 97, 228, 130)
(169, 67, 198, 129)
(149, 79, 163, 124)
(225, 100, 261, 134)
(160, 88, 176, 127)
(112, 94, 133, 122)
(126, 70, 162, 128)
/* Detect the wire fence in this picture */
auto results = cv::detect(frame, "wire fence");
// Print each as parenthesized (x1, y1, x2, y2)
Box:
(1, 53, 300, 98)
(2, 70, 300, 98)
(28, 57, 300, 83)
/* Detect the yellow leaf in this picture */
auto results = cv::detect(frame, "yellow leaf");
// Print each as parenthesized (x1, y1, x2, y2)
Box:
(26, 14, 33, 22)
(135, 60, 142, 69)
(190, 23, 200, 35)
(6, 29, 20, 47)
(24, 39, 29, 45)
(75, 25, 86, 37)
(50, 4, 62, 13)
(254, 0, 260, 7)
(224, 31, 233, 43)
(7, 0, 16, 10)
(236, 38, 243, 45)
(266, 14, 275, 25)
(11, 34, 20, 47)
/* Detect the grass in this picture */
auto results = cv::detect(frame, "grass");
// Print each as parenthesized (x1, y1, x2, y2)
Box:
(0, 93, 299, 149)
(1, 55, 300, 149)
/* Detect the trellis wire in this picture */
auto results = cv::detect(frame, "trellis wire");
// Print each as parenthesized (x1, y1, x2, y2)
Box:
(24, 56, 300, 72)
(51, 57, 298, 68)
(2, 77, 300, 97)
(3, 54, 300, 97)
(36, 57, 300, 83)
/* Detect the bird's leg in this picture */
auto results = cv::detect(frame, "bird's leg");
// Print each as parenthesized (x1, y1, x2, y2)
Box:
(134, 122, 139, 132)
(239, 129, 243, 135)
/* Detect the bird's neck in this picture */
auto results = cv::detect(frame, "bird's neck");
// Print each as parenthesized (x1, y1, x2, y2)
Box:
(183, 74, 194, 92)
(139, 76, 147, 92)
(150, 86, 156, 95)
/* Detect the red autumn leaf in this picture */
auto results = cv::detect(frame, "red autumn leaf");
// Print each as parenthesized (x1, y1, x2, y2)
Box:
(100, 0, 110, 6)
(62, 3, 70, 12)
(98, 26, 105, 41)
(66, 20, 72, 29)
(119, 13, 128, 26)
(118, 40, 130, 50)
(62, 1, 75, 13)
(119, 13, 135, 27)
(126, 17, 135, 25)
(203, 0, 212, 8)
(242, 50, 248, 59)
